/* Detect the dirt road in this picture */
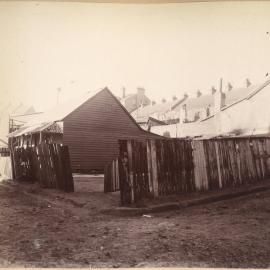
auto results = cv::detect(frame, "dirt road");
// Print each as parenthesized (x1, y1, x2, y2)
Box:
(0, 178, 270, 268)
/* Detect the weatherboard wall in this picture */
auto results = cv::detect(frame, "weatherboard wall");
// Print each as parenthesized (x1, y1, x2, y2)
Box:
(63, 89, 159, 172)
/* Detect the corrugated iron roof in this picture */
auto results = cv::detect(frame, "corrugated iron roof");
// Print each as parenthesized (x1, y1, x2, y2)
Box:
(7, 121, 63, 138)
(131, 98, 184, 121)
(172, 84, 260, 112)
(20, 88, 105, 127)
(225, 84, 259, 105)
(150, 118, 216, 138)
(173, 94, 214, 111)
(7, 88, 105, 138)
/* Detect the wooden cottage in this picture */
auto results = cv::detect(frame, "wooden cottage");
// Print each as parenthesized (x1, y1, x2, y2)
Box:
(8, 88, 160, 173)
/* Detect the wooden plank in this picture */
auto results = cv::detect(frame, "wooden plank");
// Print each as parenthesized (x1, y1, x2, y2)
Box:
(265, 139, 270, 176)
(146, 140, 154, 195)
(61, 145, 74, 192)
(214, 141, 222, 189)
(127, 140, 134, 203)
(150, 140, 158, 197)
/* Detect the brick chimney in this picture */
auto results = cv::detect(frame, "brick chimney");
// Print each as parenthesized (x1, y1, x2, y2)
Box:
(196, 90, 202, 98)
(179, 104, 187, 124)
(161, 98, 166, 103)
(214, 80, 226, 113)
(172, 95, 177, 101)
(183, 92, 188, 99)
(122, 87, 126, 99)
(211, 86, 217, 95)
(246, 78, 251, 87)
(151, 100, 156, 106)
(214, 78, 225, 135)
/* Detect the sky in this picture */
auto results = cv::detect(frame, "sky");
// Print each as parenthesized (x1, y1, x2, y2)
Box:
(0, 1, 270, 111)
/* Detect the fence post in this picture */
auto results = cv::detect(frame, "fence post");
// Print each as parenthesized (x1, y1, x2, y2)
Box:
(127, 140, 135, 203)
(147, 140, 153, 195)
(150, 140, 158, 197)
(214, 141, 222, 189)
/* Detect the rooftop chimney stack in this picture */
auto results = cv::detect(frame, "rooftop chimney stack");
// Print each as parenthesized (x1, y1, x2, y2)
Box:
(183, 92, 189, 99)
(246, 78, 251, 88)
(137, 87, 145, 96)
(196, 90, 202, 98)
(162, 98, 166, 103)
(151, 100, 156, 106)
(172, 95, 177, 101)
(179, 104, 187, 124)
(211, 86, 217, 95)
(214, 78, 226, 112)
(122, 87, 126, 99)
(227, 82, 233, 91)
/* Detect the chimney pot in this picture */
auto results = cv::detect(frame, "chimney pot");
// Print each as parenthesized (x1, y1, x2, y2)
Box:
(214, 89, 226, 112)
(227, 83, 233, 91)
(246, 78, 251, 87)
(196, 90, 202, 98)
(172, 95, 177, 101)
(162, 98, 166, 103)
(211, 87, 217, 95)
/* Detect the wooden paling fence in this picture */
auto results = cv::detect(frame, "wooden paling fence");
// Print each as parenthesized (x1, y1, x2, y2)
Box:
(104, 138, 270, 205)
(11, 143, 74, 192)
(0, 147, 10, 157)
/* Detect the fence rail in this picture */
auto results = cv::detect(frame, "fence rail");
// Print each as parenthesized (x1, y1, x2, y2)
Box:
(0, 147, 10, 157)
(104, 138, 270, 205)
(11, 143, 74, 192)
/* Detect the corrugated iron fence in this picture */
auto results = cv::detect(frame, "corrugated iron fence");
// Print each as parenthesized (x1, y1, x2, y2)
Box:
(11, 143, 74, 192)
(105, 138, 270, 205)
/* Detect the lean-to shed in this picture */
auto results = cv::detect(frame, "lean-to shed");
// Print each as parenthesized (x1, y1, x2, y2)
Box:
(8, 88, 161, 172)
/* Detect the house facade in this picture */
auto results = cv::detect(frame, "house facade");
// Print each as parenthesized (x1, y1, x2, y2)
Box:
(120, 87, 151, 113)
(215, 79, 270, 135)
(131, 95, 188, 129)
(150, 79, 270, 138)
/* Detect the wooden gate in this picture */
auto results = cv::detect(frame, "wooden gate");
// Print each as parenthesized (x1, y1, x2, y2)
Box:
(116, 139, 194, 205)
(118, 140, 151, 205)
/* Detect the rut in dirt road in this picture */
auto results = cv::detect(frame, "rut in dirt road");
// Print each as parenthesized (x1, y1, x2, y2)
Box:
(0, 181, 270, 268)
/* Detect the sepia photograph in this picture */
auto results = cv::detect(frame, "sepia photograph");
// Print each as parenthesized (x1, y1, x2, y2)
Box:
(0, 0, 270, 268)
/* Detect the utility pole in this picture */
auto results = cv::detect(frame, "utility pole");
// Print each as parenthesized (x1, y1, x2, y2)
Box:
(56, 87, 61, 105)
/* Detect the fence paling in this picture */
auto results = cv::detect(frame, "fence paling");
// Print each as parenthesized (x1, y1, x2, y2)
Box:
(104, 159, 120, 193)
(107, 138, 270, 205)
(11, 143, 74, 192)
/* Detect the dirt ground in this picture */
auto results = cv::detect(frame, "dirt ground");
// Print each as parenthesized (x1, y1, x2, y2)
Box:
(0, 176, 270, 268)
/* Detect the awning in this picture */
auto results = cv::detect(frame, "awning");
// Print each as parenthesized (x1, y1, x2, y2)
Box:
(7, 121, 62, 138)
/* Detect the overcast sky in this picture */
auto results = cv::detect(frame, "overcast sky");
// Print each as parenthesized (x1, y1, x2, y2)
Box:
(1, 1, 270, 111)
